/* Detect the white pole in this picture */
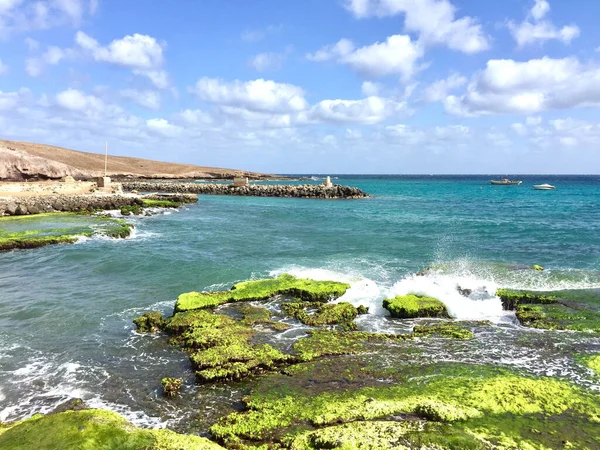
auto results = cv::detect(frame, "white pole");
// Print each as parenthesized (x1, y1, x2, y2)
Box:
(104, 142, 108, 177)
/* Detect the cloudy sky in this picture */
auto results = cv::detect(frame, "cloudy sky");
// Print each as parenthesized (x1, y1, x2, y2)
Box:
(1, 0, 599, 174)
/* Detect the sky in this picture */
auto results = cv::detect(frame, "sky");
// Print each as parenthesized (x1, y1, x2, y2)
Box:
(1, 0, 599, 174)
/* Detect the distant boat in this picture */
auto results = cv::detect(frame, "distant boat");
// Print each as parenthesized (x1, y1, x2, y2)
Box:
(490, 178, 522, 185)
(533, 184, 555, 190)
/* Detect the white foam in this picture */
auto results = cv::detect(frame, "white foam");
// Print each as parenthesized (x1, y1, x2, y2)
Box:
(388, 272, 508, 322)
(270, 267, 387, 315)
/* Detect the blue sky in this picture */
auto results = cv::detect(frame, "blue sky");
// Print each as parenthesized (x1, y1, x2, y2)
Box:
(1, 0, 599, 174)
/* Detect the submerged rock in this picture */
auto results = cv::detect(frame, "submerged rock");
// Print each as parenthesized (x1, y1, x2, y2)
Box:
(383, 294, 449, 319)
(497, 288, 600, 332)
(412, 322, 474, 339)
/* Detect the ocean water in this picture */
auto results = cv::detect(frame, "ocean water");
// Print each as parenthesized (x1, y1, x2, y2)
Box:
(1, 175, 599, 429)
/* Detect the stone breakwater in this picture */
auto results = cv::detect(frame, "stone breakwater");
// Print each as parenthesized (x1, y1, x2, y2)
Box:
(0, 193, 198, 216)
(123, 182, 370, 199)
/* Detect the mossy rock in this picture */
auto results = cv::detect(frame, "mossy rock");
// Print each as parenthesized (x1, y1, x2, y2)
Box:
(142, 199, 184, 208)
(581, 354, 600, 377)
(290, 420, 486, 450)
(175, 274, 350, 312)
(239, 305, 290, 331)
(161, 377, 183, 397)
(495, 288, 557, 310)
(209, 362, 600, 449)
(516, 303, 600, 332)
(383, 294, 449, 319)
(0, 213, 132, 251)
(164, 309, 293, 382)
(133, 311, 166, 333)
(293, 329, 409, 361)
(282, 302, 360, 330)
(0, 409, 224, 450)
(413, 322, 474, 339)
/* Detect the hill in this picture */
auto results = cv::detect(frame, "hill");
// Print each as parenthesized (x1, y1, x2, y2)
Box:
(0, 140, 272, 181)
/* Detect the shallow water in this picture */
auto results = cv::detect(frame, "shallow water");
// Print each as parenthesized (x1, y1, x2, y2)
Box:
(1, 175, 599, 429)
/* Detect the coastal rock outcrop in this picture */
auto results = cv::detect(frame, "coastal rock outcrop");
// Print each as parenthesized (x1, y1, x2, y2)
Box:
(0, 193, 198, 216)
(122, 181, 371, 199)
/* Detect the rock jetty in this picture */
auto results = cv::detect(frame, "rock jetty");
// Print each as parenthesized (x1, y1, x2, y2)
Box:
(122, 181, 370, 199)
(0, 193, 197, 216)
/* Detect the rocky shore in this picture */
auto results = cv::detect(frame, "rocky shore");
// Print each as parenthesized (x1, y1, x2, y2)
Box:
(122, 181, 370, 199)
(0, 193, 197, 216)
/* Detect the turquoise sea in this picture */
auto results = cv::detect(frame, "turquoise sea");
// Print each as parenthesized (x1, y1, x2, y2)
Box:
(1, 175, 599, 429)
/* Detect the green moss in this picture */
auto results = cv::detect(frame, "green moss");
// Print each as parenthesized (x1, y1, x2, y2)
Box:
(516, 303, 600, 332)
(239, 305, 291, 331)
(382, 294, 449, 319)
(161, 377, 183, 397)
(0, 409, 224, 450)
(0, 213, 133, 251)
(175, 274, 350, 313)
(164, 309, 293, 382)
(142, 199, 184, 208)
(413, 322, 474, 339)
(209, 362, 600, 449)
(282, 302, 360, 330)
(290, 420, 486, 450)
(120, 204, 143, 216)
(581, 354, 600, 376)
(532, 264, 544, 271)
(133, 311, 165, 333)
(495, 288, 557, 310)
(293, 329, 408, 361)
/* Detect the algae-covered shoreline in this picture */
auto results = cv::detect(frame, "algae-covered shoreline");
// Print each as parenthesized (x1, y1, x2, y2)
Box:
(2, 270, 600, 449)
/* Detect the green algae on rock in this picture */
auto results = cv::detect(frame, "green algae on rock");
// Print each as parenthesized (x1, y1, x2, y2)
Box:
(239, 305, 290, 331)
(175, 274, 350, 313)
(382, 294, 449, 319)
(495, 288, 557, 310)
(209, 362, 600, 449)
(163, 309, 293, 382)
(412, 322, 474, 339)
(282, 302, 361, 330)
(581, 354, 600, 376)
(0, 408, 224, 450)
(293, 329, 409, 361)
(133, 311, 166, 333)
(0, 213, 133, 251)
(162, 377, 183, 397)
(517, 303, 600, 332)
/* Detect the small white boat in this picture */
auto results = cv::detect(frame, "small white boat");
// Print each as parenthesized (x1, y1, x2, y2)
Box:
(533, 184, 555, 190)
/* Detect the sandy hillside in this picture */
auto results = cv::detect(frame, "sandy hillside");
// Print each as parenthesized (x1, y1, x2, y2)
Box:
(0, 140, 271, 181)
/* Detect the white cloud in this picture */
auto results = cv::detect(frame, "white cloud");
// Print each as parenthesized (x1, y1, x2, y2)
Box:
(241, 24, 282, 43)
(121, 89, 160, 109)
(25, 45, 73, 76)
(343, 0, 489, 54)
(190, 77, 307, 113)
(511, 123, 527, 136)
(75, 31, 169, 88)
(146, 118, 182, 137)
(526, 116, 542, 126)
(0, 58, 7, 74)
(508, 0, 580, 47)
(55, 88, 104, 112)
(175, 109, 214, 126)
(0, 89, 30, 110)
(249, 47, 291, 72)
(421, 73, 466, 102)
(445, 57, 600, 116)
(308, 96, 407, 124)
(308, 34, 423, 80)
(24, 37, 39, 50)
(361, 81, 381, 96)
(0, 0, 96, 36)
